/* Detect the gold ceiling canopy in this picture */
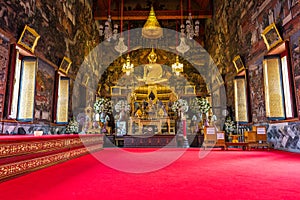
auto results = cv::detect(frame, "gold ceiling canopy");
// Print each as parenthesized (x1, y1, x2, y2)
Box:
(142, 6, 163, 39)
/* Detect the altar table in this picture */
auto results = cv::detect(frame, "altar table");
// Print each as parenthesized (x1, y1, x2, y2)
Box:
(129, 117, 171, 134)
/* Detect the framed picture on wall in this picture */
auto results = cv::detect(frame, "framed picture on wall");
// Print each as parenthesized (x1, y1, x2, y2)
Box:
(261, 23, 283, 51)
(232, 55, 245, 73)
(59, 56, 72, 75)
(17, 25, 40, 53)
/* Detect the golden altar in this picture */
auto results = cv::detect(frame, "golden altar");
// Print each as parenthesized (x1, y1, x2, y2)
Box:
(129, 117, 172, 135)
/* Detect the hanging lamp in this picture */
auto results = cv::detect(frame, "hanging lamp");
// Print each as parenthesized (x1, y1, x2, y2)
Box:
(114, 0, 128, 54)
(122, 22, 134, 75)
(142, 6, 163, 39)
(99, 0, 118, 42)
(172, 55, 183, 76)
(122, 54, 134, 75)
(176, 0, 190, 55)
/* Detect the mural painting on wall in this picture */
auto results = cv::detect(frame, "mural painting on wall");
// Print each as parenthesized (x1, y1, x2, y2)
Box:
(0, 0, 99, 78)
(249, 65, 266, 123)
(291, 31, 300, 117)
(0, 33, 10, 119)
(35, 59, 55, 122)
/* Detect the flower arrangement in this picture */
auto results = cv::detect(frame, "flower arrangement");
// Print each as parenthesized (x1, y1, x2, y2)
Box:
(65, 117, 79, 134)
(93, 97, 112, 114)
(224, 117, 236, 133)
(171, 99, 189, 114)
(190, 97, 211, 114)
(114, 100, 131, 113)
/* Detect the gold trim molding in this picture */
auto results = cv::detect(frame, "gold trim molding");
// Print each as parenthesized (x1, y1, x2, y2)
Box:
(0, 145, 102, 182)
(0, 135, 104, 182)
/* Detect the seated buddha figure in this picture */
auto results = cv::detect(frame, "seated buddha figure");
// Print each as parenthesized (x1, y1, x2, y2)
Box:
(143, 48, 166, 84)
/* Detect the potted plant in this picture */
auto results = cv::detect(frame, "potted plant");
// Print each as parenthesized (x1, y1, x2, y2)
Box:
(224, 116, 237, 142)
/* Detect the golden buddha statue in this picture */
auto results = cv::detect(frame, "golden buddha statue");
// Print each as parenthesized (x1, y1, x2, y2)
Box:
(143, 48, 167, 84)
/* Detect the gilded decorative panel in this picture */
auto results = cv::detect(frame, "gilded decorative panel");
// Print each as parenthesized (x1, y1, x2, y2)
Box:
(263, 56, 285, 119)
(234, 78, 248, 122)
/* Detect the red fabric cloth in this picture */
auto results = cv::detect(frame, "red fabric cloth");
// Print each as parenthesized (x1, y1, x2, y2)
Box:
(0, 148, 300, 200)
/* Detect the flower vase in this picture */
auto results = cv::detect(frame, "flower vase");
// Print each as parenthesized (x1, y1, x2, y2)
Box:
(94, 113, 100, 122)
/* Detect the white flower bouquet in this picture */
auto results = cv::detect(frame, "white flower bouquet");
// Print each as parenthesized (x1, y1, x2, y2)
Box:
(93, 97, 112, 114)
(114, 100, 131, 113)
(224, 117, 236, 133)
(190, 97, 211, 114)
(171, 99, 189, 114)
(65, 117, 79, 134)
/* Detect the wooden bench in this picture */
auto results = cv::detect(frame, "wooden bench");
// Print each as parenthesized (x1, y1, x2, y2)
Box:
(202, 128, 226, 150)
(245, 126, 271, 150)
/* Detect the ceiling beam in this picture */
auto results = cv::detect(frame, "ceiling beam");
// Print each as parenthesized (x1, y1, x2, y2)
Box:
(94, 10, 212, 21)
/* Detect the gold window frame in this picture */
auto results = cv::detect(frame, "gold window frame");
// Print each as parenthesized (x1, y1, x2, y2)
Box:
(59, 56, 72, 75)
(17, 25, 40, 53)
(261, 23, 283, 51)
(232, 55, 245, 73)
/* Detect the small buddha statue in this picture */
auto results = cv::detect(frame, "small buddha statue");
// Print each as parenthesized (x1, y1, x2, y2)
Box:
(135, 107, 142, 118)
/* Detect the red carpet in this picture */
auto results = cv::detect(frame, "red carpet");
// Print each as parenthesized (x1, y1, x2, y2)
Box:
(1, 148, 300, 200)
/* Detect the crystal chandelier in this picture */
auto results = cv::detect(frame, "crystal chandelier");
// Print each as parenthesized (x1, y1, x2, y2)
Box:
(183, 13, 199, 40)
(176, 0, 190, 55)
(172, 55, 183, 76)
(122, 54, 134, 75)
(176, 36, 190, 55)
(122, 22, 133, 76)
(115, 37, 128, 55)
(180, 0, 199, 40)
(99, 0, 118, 42)
(114, 0, 128, 54)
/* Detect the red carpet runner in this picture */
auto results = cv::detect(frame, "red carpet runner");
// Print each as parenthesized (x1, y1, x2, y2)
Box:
(0, 148, 300, 200)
